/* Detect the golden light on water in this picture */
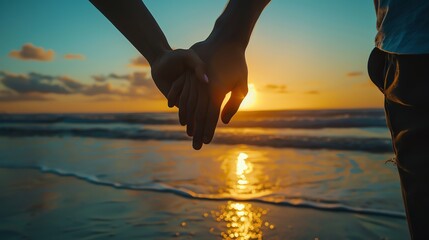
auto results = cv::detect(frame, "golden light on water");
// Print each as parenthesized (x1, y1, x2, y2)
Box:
(210, 201, 274, 240)
(236, 152, 253, 192)
(236, 152, 251, 175)
(210, 151, 275, 239)
(220, 151, 272, 198)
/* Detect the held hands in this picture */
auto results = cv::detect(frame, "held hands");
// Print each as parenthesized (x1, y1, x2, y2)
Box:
(150, 49, 208, 100)
(167, 38, 248, 150)
(91, 0, 266, 151)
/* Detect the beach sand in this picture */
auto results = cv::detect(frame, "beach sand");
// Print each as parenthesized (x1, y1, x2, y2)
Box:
(0, 168, 408, 239)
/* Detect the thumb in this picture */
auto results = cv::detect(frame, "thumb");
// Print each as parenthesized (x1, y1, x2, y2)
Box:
(183, 50, 209, 84)
(221, 84, 248, 124)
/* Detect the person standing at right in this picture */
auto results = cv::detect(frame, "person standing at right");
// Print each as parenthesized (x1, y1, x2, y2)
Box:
(368, 0, 429, 238)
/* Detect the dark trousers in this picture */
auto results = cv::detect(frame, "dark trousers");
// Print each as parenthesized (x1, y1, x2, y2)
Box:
(368, 48, 429, 239)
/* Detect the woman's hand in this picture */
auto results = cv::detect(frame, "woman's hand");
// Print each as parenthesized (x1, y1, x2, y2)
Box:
(150, 49, 208, 101)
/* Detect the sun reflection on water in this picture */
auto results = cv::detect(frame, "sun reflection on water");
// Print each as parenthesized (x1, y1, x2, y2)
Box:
(236, 153, 251, 175)
(210, 151, 275, 239)
(220, 150, 272, 198)
(210, 201, 274, 240)
(236, 152, 252, 191)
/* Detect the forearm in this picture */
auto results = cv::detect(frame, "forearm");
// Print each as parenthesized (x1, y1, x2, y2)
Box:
(90, 0, 172, 65)
(208, 0, 271, 50)
(373, 0, 379, 14)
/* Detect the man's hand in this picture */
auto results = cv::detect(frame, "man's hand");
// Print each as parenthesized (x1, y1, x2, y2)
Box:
(167, 39, 248, 150)
(167, 0, 269, 150)
(192, 39, 248, 145)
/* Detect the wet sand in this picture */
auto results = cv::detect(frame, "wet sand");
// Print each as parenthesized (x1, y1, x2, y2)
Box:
(0, 168, 408, 239)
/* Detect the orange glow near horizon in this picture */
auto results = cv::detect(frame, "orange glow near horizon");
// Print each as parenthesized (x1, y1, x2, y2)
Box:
(0, 80, 384, 113)
(240, 84, 257, 110)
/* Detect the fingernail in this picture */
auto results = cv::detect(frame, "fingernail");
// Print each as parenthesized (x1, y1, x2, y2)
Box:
(203, 74, 209, 83)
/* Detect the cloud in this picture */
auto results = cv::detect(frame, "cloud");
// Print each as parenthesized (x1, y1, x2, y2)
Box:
(9, 43, 55, 61)
(91, 71, 161, 99)
(263, 84, 287, 93)
(64, 54, 85, 60)
(108, 73, 130, 80)
(1, 72, 71, 94)
(0, 71, 162, 101)
(81, 83, 125, 96)
(304, 90, 319, 94)
(92, 73, 130, 82)
(346, 71, 363, 77)
(91, 71, 154, 87)
(129, 56, 150, 68)
(92, 75, 107, 82)
(130, 72, 153, 87)
(58, 76, 85, 90)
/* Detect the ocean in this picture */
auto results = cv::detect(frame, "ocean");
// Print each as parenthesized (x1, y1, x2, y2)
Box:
(0, 109, 409, 239)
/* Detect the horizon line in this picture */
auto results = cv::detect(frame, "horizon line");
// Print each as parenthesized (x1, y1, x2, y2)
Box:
(0, 107, 384, 115)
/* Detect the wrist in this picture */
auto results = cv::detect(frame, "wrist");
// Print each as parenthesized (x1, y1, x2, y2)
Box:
(206, 17, 248, 53)
(206, 0, 270, 52)
(145, 46, 172, 67)
(149, 47, 173, 74)
(142, 42, 173, 67)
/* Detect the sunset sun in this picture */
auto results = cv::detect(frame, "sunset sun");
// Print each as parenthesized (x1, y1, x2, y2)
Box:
(240, 83, 256, 110)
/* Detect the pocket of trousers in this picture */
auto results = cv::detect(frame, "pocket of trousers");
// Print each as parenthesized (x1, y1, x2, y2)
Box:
(367, 47, 387, 93)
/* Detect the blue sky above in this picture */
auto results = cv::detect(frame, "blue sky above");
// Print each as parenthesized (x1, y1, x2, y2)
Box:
(0, 0, 381, 112)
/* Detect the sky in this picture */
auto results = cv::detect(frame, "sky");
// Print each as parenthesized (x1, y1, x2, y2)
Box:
(0, 0, 382, 113)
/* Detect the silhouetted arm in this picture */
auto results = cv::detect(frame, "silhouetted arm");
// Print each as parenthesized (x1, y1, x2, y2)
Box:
(209, 0, 270, 122)
(208, 0, 271, 52)
(90, 0, 170, 65)
(90, 0, 207, 99)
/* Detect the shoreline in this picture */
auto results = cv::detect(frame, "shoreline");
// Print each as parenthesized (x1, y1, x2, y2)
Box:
(0, 168, 408, 239)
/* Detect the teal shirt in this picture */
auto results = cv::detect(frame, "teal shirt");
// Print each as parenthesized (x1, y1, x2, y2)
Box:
(375, 0, 429, 54)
